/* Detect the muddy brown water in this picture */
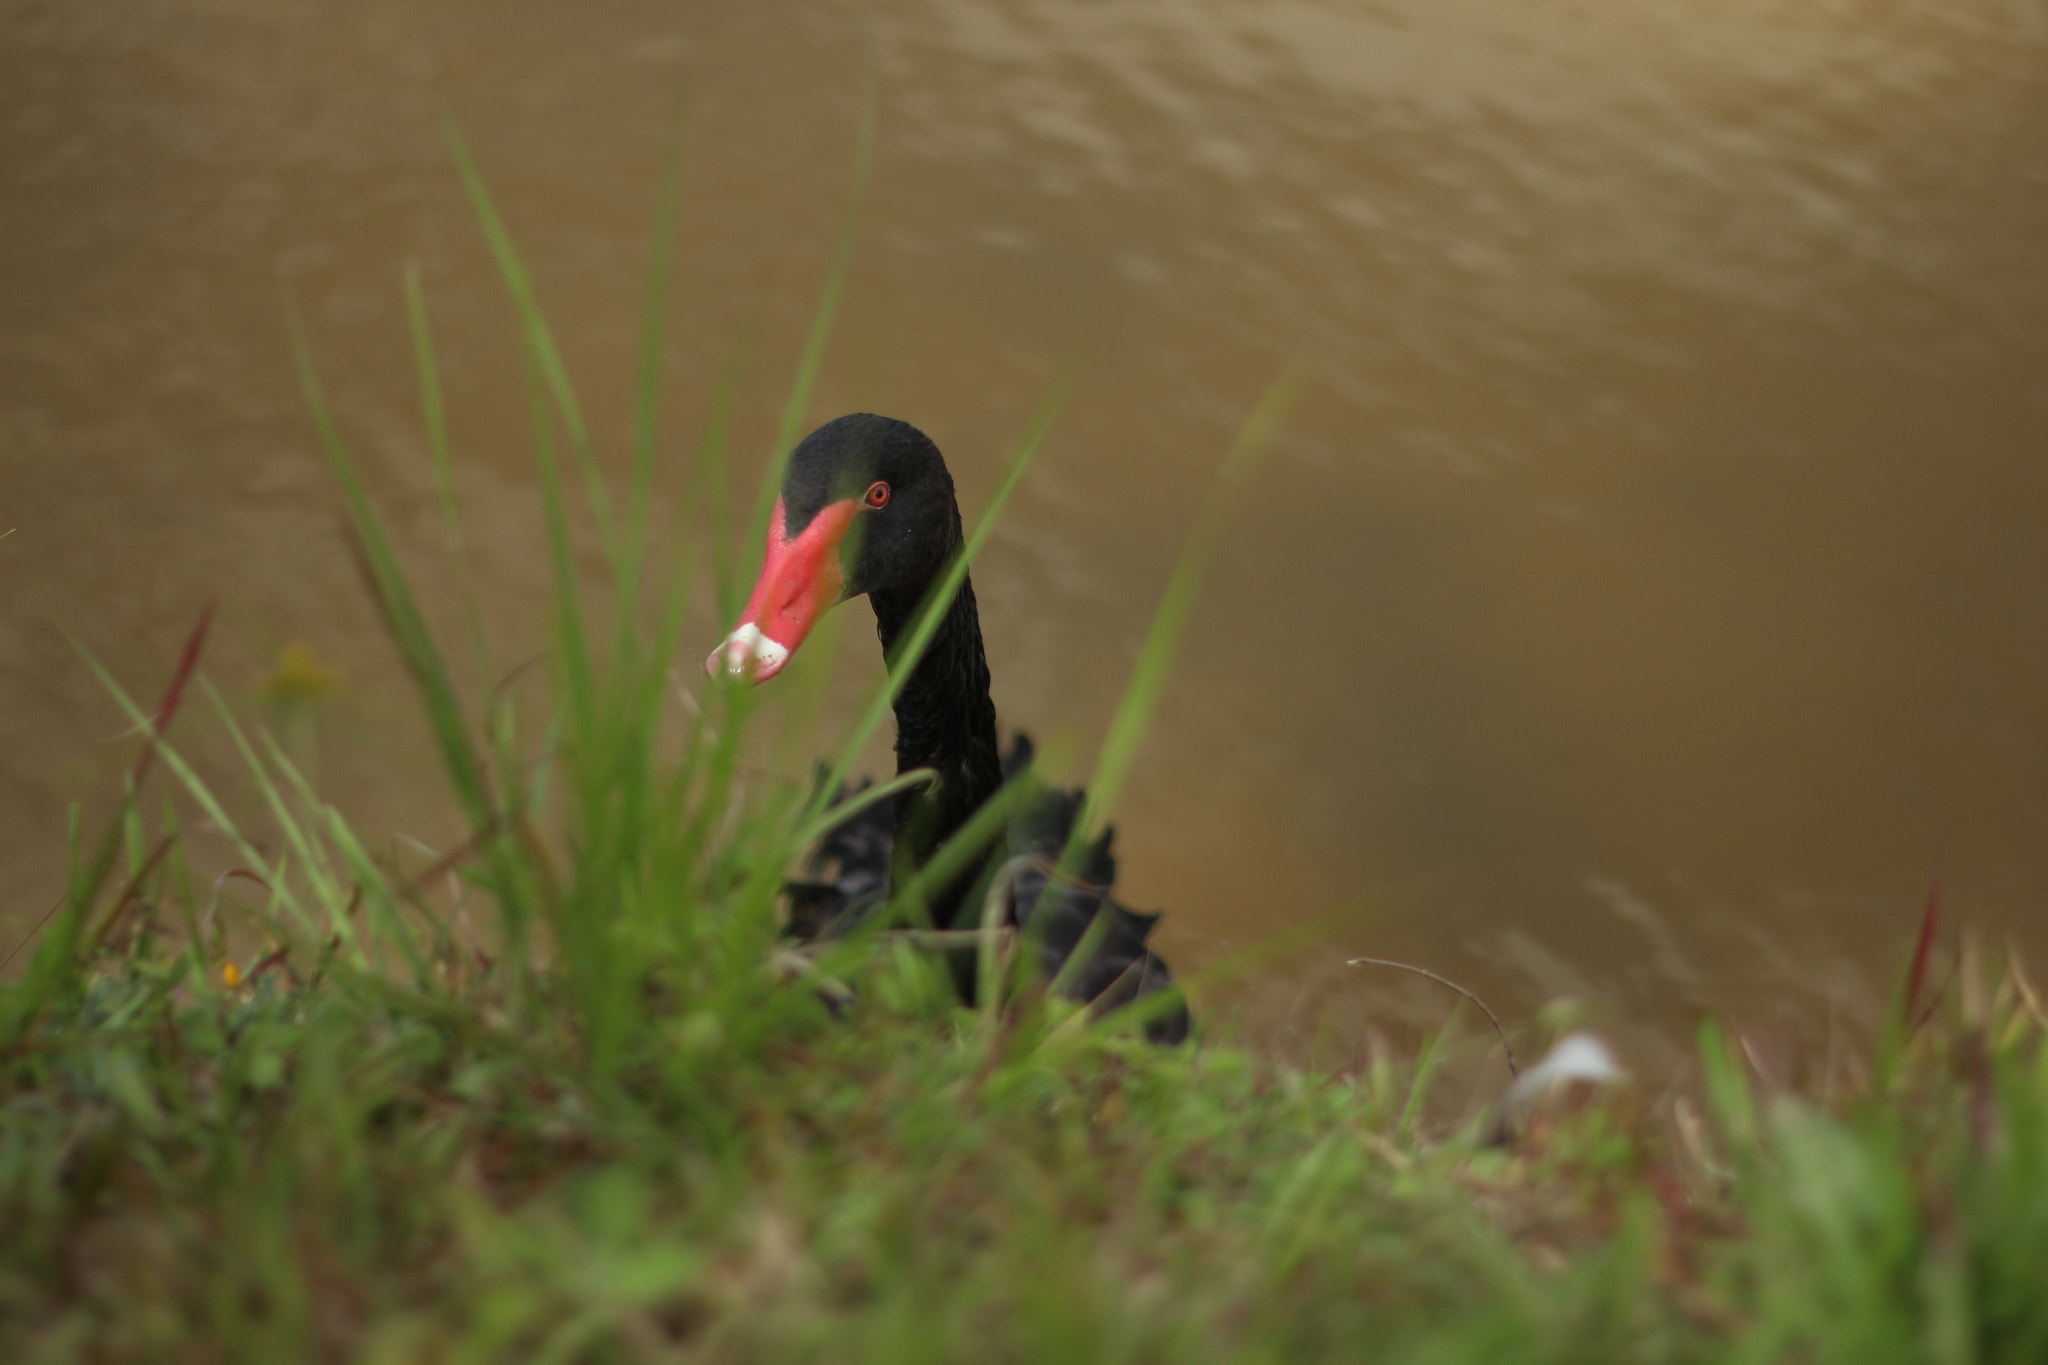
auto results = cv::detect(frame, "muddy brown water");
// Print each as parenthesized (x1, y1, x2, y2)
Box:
(6, 0, 2048, 1064)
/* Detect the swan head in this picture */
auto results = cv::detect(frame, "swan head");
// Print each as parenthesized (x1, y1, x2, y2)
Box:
(706, 414, 958, 682)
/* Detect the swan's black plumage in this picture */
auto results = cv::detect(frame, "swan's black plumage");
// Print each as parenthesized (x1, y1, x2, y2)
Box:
(738, 413, 1189, 1045)
(787, 738, 1190, 1045)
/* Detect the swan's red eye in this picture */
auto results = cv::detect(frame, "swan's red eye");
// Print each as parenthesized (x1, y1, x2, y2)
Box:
(864, 481, 890, 509)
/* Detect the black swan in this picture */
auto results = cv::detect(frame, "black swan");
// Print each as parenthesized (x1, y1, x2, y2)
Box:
(705, 413, 1190, 1044)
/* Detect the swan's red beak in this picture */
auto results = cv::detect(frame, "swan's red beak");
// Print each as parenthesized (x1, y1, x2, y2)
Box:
(705, 496, 860, 683)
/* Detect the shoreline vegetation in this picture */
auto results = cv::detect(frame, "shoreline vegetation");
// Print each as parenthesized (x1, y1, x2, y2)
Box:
(8, 126, 2048, 1362)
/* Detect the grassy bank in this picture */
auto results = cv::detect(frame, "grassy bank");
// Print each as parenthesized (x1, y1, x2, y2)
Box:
(8, 127, 2048, 1362)
(7, 844, 2048, 1364)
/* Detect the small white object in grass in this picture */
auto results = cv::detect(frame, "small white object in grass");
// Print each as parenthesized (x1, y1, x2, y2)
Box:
(1491, 1032, 1627, 1143)
(1501, 1032, 1625, 1110)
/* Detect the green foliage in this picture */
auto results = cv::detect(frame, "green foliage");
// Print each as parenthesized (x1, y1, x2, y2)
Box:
(11, 938, 2048, 1362)
(8, 123, 2048, 1364)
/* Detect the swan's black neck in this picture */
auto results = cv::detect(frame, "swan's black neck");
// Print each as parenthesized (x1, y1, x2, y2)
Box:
(869, 573, 1003, 928)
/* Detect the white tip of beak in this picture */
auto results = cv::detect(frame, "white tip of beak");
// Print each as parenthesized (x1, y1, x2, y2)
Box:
(704, 622, 790, 682)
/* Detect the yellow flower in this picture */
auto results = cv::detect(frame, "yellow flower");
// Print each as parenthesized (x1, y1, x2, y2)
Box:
(221, 961, 243, 989)
(260, 640, 340, 703)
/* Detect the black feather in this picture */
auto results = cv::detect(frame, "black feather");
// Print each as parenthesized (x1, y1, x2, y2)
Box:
(787, 735, 1191, 1045)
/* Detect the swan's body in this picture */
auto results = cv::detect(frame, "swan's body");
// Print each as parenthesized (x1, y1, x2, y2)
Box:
(709, 414, 1188, 1043)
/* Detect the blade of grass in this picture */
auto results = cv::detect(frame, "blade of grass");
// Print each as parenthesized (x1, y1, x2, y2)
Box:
(197, 679, 354, 950)
(164, 795, 204, 977)
(620, 100, 689, 639)
(791, 768, 936, 851)
(68, 640, 309, 932)
(703, 328, 757, 621)
(119, 782, 145, 897)
(740, 78, 876, 592)
(404, 263, 494, 683)
(1398, 1002, 1461, 1143)
(979, 857, 1030, 1034)
(131, 600, 216, 792)
(292, 309, 495, 834)
(796, 761, 1058, 997)
(444, 117, 619, 562)
(1698, 1017, 1757, 1149)
(81, 835, 174, 960)
(8, 602, 216, 997)
(1073, 369, 1304, 842)
(1904, 875, 1942, 1032)
(523, 345, 598, 747)
(1043, 371, 1303, 1004)
(889, 740, 1070, 920)
(0, 894, 67, 974)
(254, 721, 429, 979)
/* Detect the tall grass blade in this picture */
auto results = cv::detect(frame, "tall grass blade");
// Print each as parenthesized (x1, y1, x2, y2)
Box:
(291, 313, 494, 833)
(1904, 875, 1943, 1031)
(523, 346, 598, 746)
(404, 263, 493, 681)
(703, 331, 755, 620)
(444, 118, 619, 561)
(132, 600, 214, 791)
(201, 680, 352, 945)
(890, 758, 1057, 922)
(741, 79, 876, 586)
(254, 719, 429, 978)
(8, 603, 217, 1004)
(792, 768, 935, 851)
(1398, 1003, 1460, 1142)
(164, 794, 204, 975)
(68, 640, 306, 932)
(81, 836, 173, 961)
(0, 894, 66, 977)
(620, 103, 688, 637)
(1044, 371, 1302, 1003)
(1073, 370, 1304, 842)
(1698, 1017, 1757, 1149)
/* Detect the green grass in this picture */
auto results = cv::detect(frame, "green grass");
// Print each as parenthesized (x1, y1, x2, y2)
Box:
(8, 904, 2048, 1364)
(8, 126, 2048, 1363)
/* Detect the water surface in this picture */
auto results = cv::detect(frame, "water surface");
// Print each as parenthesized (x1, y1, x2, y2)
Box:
(6, 0, 2047, 1060)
